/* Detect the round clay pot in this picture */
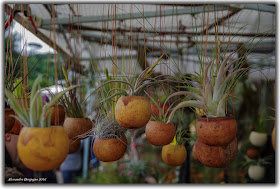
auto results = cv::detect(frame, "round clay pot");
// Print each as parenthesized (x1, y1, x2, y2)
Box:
(248, 165, 265, 181)
(93, 135, 127, 162)
(272, 126, 275, 151)
(5, 108, 15, 133)
(249, 131, 267, 147)
(63, 117, 92, 139)
(9, 118, 23, 135)
(145, 121, 175, 146)
(161, 144, 187, 166)
(192, 143, 200, 162)
(195, 138, 238, 168)
(69, 139, 81, 154)
(115, 96, 151, 129)
(46, 105, 65, 125)
(17, 126, 69, 171)
(196, 116, 237, 146)
(151, 103, 169, 118)
(246, 147, 260, 159)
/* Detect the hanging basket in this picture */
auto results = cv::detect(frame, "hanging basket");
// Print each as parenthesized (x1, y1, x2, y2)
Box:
(196, 116, 237, 146)
(115, 96, 151, 129)
(248, 165, 265, 181)
(145, 121, 175, 146)
(17, 126, 69, 171)
(69, 139, 81, 154)
(63, 117, 92, 139)
(5, 108, 15, 133)
(246, 147, 260, 159)
(93, 135, 127, 162)
(46, 105, 65, 126)
(192, 143, 200, 162)
(161, 144, 187, 166)
(195, 138, 237, 168)
(249, 131, 268, 147)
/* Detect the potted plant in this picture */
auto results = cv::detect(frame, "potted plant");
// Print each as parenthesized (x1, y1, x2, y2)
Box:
(59, 66, 93, 140)
(249, 111, 268, 147)
(92, 115, 127, 162)
(161, 130, 188, 166)
(5, 75, 78, 171)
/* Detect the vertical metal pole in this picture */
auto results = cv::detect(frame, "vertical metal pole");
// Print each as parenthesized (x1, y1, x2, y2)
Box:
(82, 137, 90, 179)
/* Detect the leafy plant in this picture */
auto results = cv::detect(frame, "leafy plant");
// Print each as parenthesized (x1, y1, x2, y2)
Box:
(240, 155, 273, 170)
(5, 75, 78, 127)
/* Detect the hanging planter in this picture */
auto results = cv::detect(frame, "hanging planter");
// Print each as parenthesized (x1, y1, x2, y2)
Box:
(161, 144, 187, 166)
(196, 116, 237, 146)
(47, 104, 65, 126)
(249, 131, 268, 147)
(5, 108, 15, 133)
(69, 139, 81, 154)
(63, 117, 92, 140)
(192, 142, 200, 162)
(5, 76, 78, 171)
(145, 121, 175, 146)
(195, 138, 238, 168)
(248, 165, 265, 181)
(92, 116, 127, 162)
(246, 147, 261, 159)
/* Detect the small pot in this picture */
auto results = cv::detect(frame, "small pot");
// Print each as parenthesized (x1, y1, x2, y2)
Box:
(161, 144, 187, 166)
(93, 135, 127, 162)
(248, 165, 265, 181)
(195, 138, 238, 168)
(5, 108, 15, 133)
(69, 139, 81, 154)
(151, 103, 169, 118)
(145, 121, 175, 146)
(17, 126, 69, 171)
(246, 147, 260, 159)
(63, 117, 93, 140)
(196, 116, 237, 146)
(46, 105, 65, 125)
(115, 96, 151, 129)
(249, 131, 267, 147)
(192, 143, 200, 162)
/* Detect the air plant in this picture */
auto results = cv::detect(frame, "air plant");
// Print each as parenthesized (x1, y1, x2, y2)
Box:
(5, 75, 78, 127)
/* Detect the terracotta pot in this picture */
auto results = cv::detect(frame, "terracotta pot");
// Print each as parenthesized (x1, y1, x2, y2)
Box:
(272, 126, 275, 151)
(151, 103, 169, 118)
(17, 126, 69, 171)
(46, 105, 65, 125)
(246, 147, 260, 159)
(192, 143, 200, 162)
(161, 144, 187, 166)
(69, 139, 81, 154)
(195, 138, 238, 168)
(196, 116, 237, 146)
(249, 131, 267, 147)
(5, 108, 15, 133)
(63, 117, 92, 139)
(115, 96, 151, 129)
(93, 135, 127, 162)
(145, 121, 175, 146)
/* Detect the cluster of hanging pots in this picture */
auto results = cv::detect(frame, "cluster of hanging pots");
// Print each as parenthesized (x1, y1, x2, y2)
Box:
(192, 116, 238, 168)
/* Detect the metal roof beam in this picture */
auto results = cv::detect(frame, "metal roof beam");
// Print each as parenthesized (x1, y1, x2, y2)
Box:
(41, 4, 231, 27)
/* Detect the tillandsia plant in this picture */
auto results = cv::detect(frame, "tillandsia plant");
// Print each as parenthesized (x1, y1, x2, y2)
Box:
(12, 77, 30, 99)
(4, 75, 78, 171)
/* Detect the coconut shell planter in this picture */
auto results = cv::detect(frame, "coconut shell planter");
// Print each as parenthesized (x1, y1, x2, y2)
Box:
(63, 117, 93, 139)
(17, 126, 69, 171)
(115, 96, 151, 129)
(69, 139, 81, 154)
(93, 134, 127, 162)
(145, 121, 176, 146)
(161, 144, 187, 166)
(47, 104, 66, 126)
(5, 108, 15, 133)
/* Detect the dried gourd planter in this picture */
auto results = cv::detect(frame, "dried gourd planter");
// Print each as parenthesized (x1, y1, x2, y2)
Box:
(92, 116, 127, 162)
(161, 144, 187, 166)
(63, 117, 92, 140)
(47, 104, 66, 126)
(5, 108, 15, 133)
(5, 76, 77, 171)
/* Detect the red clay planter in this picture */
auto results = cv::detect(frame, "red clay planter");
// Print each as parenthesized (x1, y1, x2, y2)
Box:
(47, 105, 65, 126)
(115, 96, 151, 129)
(196, 116, 237, 146)
(93, 135, 127, 162)
(145, 121, 176, 146)
(195, 138, 238, 168)
(5, 108, 15, 133)
(63, 117, 92, 139)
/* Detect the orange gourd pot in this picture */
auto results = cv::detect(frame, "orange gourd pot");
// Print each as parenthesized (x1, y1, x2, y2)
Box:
(196, 116, 237, 146)
(93, 135, 127, 162)
(195, 138, 238, 168)
(17, 126, 69, 171)
(246, 147, 260, 159)
(145, 121, 175, 146)
(5, 108, 15, 133)
(115, 96, 151, 129)
(63, 117, 92, 139)
(161, 144, 187, 166)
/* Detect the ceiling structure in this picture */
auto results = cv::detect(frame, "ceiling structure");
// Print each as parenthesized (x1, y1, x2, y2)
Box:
(5, 3, 276, 80)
